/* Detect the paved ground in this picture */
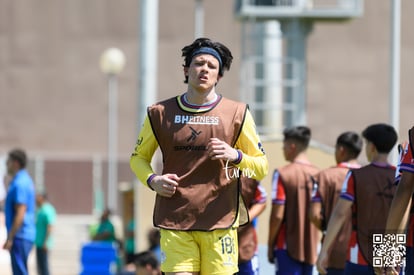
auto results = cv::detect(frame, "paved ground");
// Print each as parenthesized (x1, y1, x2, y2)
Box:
(0, 215, 314, 275)
(0, 214, 91, 275)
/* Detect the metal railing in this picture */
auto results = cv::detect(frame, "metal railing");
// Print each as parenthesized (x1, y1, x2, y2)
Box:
(235, 0, 363, 19)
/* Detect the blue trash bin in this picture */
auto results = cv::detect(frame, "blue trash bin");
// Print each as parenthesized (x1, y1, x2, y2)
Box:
(80, 241, 118, 275)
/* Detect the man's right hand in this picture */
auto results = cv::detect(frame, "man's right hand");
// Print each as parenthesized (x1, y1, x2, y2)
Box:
(150, 174, 179, 197)
(3, 239, 12, 251)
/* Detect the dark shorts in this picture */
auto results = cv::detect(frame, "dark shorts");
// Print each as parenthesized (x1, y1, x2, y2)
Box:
(274, 249, 314, 275)
(238, 253, 259, 275)
(344, 262, 375, 275)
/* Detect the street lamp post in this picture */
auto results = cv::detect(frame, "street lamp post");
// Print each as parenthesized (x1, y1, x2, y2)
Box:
(100, 47, 126, 213)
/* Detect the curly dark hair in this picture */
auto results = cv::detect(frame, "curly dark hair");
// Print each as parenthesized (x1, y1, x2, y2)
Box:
(181, 37, 233, 83)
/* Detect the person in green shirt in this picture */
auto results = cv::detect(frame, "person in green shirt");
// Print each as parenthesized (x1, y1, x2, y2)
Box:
(93, 208, 116, 242)
(124, 217, 135, 264)
(35, 192, 56, 275)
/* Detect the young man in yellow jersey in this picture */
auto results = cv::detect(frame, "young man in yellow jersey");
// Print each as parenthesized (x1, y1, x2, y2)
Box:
(130, 37, 268, 275)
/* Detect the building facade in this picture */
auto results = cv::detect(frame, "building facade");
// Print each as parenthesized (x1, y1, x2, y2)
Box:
(0, 0, 413, 214)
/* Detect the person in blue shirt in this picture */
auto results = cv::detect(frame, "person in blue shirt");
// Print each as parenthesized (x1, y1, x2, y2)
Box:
(35, 192, 56, 275)
(3, 148, 36, 275)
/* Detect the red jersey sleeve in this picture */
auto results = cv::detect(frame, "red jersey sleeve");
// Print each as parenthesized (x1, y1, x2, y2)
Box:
(311, 175, 321, 202)
(271, 170, 286, 205)
(339, 171, 355, 201)
(400, 143, 414, 174)
(253, 183, 267, 204)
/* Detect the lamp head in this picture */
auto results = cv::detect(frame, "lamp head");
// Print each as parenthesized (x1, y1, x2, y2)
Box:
(100, 47, 126, 75)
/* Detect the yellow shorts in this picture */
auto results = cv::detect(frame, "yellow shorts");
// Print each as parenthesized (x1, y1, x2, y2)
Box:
(160, 228, 239, 275)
